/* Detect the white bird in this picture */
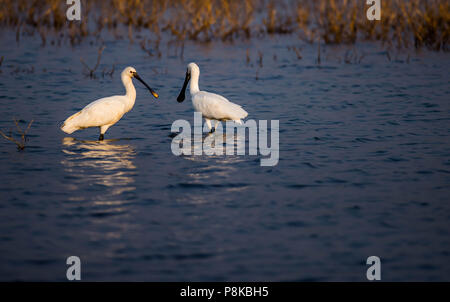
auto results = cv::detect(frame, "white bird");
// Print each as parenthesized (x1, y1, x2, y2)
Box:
(61, 66, 159, 140)
(177, 62, 248, 132)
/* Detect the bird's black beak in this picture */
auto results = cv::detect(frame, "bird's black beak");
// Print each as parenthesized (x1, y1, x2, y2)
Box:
(177, 71, 190, 103)
(134, 73, 159, 99)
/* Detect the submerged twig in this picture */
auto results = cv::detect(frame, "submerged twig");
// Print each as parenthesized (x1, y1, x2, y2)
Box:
(258, 51, 263, 68)
(179, 41, 184, 59)
(386, 50, 391, 62)
(102, 63, 115, 77)
(0, 118, 34, 151)
(140, 39, 154, 56)
(293, 46, 302, 60)
(80, 45, 105, 78)
(317, 40, 321, 65)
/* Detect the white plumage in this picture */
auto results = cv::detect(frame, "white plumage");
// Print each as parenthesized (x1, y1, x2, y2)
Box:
(177, 62, 248, 131)
(61, 66, 158, 140)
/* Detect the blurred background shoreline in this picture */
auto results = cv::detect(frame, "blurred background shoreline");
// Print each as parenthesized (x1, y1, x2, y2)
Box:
(0, 0, 448, 51)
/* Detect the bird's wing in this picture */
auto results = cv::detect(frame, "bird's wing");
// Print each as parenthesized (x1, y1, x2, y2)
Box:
(78, 96, 128, 127)
(193, 91, 248, 120)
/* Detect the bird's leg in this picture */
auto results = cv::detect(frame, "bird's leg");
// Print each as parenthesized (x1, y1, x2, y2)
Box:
(213, 120, 220, 132)
(99, 125, 110, 141)
(205, 118, 214, 133)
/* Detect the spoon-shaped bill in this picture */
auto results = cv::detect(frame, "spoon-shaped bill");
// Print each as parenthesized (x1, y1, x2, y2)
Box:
(135, 73, 159, 98)
(177, 71, 191, 103)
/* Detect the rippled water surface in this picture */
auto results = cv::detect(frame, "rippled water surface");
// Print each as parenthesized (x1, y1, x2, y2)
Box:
(0, 31, 449, 281)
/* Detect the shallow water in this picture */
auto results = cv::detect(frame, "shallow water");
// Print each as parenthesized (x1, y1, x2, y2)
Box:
(0, 30, 449, 281)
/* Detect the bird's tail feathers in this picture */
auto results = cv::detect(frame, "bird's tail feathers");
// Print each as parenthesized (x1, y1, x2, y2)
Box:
(229, 103, 248, 120)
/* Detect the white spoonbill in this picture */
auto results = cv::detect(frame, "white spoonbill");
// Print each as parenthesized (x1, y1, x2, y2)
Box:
(177, 62, 248, 132)
(61, 66, 159, 140)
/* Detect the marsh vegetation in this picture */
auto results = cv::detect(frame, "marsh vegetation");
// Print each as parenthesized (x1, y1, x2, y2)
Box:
(0, 0, 448, 50)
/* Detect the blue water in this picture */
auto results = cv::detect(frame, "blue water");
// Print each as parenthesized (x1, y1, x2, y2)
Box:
(0, 30, 449, 281)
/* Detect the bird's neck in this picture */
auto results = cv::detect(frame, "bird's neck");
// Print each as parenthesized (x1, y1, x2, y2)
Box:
(189, 73, 200, 95)
(124, 78, 136, 109)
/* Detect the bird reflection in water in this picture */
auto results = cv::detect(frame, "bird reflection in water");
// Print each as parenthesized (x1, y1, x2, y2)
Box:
(61, 137, 137, 200)
(183, 129, 247, 162)
(174, 130, 250, 205)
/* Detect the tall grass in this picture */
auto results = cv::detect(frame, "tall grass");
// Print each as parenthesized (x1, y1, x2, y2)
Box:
(0, 0, 448, 50)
